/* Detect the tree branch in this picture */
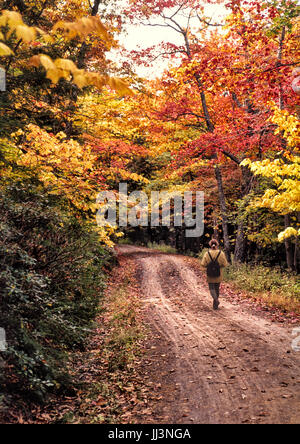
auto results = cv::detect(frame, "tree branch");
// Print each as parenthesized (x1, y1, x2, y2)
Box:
(220, 149, 241, 164)
(196, 12, 224, 27)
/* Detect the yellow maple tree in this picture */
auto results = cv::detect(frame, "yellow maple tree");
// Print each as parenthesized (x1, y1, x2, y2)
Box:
(0, 9, 133, 95)
(241, 105, 300, 242)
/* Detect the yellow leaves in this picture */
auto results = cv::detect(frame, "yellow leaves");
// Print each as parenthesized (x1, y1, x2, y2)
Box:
(243, 147, 300, 228)
(1, 9, 133, 95)
(0, 10, 51, 46)
(268, 103, 300, 149)
(73, 71, 88, 88)
(278, 227, 299, 242)
(84, 71, 108, 90)
(94, 226, 117, 248)
(56, 131, 67, 140)
(107, 167, 149, 184)
(39, 55, 57, 71)
(30, 54, 55, 70)
(129, 172, 150, 184)
(16, 124, 103, 213)
(242, 110, 300, 241)
(54, 58, 77, 72)
(13, 24, 37, 43)
(107, 77, 135, 97)
(0, 42, 13, 56)
(240, 158, 251, 167)
(53, 16, 111, 44)
(28, 53, 134, 94)
(47, 67, 69, 84)
(0, 10, 23, 29)
(11, 128, 24, 138)
(30, 54, 66, 84)
(77, 73, 135, 96)
(35, 27, 54, 44)
(31, 55, 79, 84)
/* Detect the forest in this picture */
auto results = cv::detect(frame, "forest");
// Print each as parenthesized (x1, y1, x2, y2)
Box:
(0, 0, 299, 425)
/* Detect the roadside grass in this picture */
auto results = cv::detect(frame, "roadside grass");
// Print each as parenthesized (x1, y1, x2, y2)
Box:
(223, 262, 300, 315)
(117, 239, 177, 255)
(51, 254, 147, 424)
(116, 237, 134, 245)
(147, 242, 177, 254)
(104, 282, 144, 373)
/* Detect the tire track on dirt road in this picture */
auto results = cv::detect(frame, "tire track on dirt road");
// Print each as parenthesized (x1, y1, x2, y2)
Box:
(118, 245, 300, 424)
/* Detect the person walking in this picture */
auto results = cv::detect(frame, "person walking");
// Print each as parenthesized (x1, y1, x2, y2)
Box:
(201, 238, 228, 310)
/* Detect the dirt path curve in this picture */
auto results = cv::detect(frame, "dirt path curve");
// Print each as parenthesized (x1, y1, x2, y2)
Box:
(118, 245, 300, 424)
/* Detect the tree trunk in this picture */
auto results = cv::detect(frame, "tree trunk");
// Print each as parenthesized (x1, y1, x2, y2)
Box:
(214, 166, 231, 262)
(234, 224, 247, 263)
(284, 214, 295, 271)
(213, 216, 219, 240)
(233, 162, 255, 263)
(294, 239, 299, 273)
(276, 26, 296, 271)
(77, 0, 103, 68)
(175, 226, 185, 252)
(183, 29, 231, 259)
(294, 212, 300, 272)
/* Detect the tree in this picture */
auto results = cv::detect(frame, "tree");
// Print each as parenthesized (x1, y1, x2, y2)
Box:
(242, 105, 299, 271)
(119, 0, 299, 263)
(0, 3, 137, 245)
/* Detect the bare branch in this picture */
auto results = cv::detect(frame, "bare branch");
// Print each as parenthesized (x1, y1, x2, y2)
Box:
(150, 48, 188, 63)
(169, 0, 190, 20)
(140, 20, 180, 34)
(220, 149, 241, 164)
(196, 12, 224, 27)
(140, 21, 172, 29)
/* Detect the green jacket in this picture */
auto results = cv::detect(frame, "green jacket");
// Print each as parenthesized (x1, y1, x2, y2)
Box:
(201, 249, 228, 283)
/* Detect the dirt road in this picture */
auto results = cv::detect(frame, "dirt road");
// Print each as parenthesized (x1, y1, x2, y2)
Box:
(118, 245, 300, 424)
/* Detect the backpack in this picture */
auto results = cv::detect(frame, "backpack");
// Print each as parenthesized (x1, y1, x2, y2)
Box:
(206, 251, 221, 278)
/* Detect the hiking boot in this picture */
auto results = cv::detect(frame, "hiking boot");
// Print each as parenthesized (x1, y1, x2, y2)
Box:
(213, 299, 219, 310)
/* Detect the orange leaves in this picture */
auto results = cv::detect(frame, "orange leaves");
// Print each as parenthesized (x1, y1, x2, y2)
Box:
(29, 54, 69, 84)
(54, 58, 77, 72)
(30, 54, 55, 70)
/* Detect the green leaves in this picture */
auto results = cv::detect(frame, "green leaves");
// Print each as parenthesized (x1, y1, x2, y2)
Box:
(0, 183, 112, 401)
(263, 0, 300, 35)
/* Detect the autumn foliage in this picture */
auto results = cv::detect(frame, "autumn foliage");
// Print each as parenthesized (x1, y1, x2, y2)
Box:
(0, 0, 299, 415)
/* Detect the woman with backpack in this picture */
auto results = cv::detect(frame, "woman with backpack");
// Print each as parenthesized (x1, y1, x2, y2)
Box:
(200, 238, 228, 310)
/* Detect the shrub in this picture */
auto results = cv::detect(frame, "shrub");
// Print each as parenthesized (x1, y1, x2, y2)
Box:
(223, 263, 299, 296)
(0, 183, 112, 402)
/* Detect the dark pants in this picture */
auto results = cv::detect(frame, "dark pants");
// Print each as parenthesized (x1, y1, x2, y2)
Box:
(208, 283, 220, 301)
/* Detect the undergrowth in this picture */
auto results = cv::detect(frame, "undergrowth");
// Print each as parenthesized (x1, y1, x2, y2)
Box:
(0, 182, 112, 411)
(56, 256, 145, 424)
(146, 242, 177, 254)
(104, 283, 144, 373)
(223, 262, 300, 313)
